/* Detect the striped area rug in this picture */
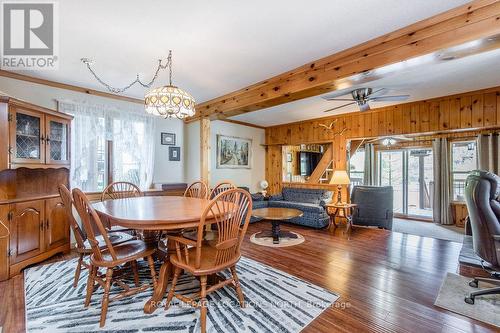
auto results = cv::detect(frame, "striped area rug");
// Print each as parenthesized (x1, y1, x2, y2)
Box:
(25, 257, 339, 332)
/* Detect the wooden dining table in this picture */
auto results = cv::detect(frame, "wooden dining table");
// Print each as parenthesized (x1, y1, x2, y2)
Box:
(92, 195, 215, 314)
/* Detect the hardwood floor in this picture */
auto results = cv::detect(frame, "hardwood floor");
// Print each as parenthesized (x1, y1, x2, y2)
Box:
(0, 221, 497, 332)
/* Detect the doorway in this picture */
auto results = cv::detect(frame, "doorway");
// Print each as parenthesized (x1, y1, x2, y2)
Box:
(379, 148, 433, 219)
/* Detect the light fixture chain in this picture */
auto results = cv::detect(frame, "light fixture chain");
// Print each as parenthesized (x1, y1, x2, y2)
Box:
(169, 51, 173, 86)
(81, 50, 172, 94)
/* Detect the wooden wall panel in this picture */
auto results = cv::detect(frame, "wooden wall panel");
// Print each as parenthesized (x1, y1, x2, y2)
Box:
(483, 92, 497, 126)
(419, 103, 430, 133)
(378, 110, 387, 136)
(429, 101, 440, 132)
(402, 104, 412, 134)
(471, 95, 483, 128)
(265, 86, 500, 195)
(439, 99, 450, 130)
(449, 98, 461, 130)
(460, 96, 472, 129)
(410, 104, 419, 133)
(393, 105, 403, 134)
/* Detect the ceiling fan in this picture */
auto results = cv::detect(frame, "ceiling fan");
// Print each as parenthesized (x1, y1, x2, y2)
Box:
(366, 136, 413, 146)
(322, 88, 409, 112)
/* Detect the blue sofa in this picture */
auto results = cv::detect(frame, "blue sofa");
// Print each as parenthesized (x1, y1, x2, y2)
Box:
(268, 187, 332, 228)
(240, 187, 332, 228)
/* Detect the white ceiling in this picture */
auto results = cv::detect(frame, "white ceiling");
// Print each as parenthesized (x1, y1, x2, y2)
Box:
(231, 48, 500, 126)
(18, 0, 470, 105)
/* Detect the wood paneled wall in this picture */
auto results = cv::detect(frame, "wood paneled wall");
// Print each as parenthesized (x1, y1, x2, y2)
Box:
(265, 86, 500, 194)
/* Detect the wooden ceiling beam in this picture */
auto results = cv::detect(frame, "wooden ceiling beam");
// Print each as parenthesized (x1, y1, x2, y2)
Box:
(190, 0, 500, 121)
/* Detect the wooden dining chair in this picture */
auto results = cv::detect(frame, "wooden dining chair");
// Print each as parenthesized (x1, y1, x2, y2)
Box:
(209, 181, 236, 199)
(184, 181, 209, 199)
(100, 181, 141, 233)
(101, 181, 142, 201)
(165, 188, 252, 333)
(59, 184, 134, 288)
(72, 188, 158, 327)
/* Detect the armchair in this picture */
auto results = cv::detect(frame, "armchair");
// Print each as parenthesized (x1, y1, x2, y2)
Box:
(350, 186, 393, 230)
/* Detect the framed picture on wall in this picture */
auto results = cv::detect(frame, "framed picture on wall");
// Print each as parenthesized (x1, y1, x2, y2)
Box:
(161, 132, 176, 145)
(169, 146, 181, 161)
(287, 152, 292, 162)
(216, 134, 252, 169)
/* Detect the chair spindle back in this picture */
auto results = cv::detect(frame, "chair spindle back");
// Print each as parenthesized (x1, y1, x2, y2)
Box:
(73, 188, 118, 262)
(184, 181, 209, 199)
(101, 181, 142, 201)
(59, 184, 87, 248)
(209, 181, 237, 199)
(195, 188, 252, 268)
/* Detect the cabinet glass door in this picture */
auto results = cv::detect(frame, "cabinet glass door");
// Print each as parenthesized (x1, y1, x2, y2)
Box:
(10, 109, 44, 164)
(46, 116, 70, 164)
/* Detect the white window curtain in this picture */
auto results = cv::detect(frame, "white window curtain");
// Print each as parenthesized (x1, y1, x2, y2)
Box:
(477, 133, 500, 175)
(58, 100, 155, 191)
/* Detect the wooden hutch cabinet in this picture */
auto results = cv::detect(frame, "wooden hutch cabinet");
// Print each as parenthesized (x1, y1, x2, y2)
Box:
(0, 97, 72, 280)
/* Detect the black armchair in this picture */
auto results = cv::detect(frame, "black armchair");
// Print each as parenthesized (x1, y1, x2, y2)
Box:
(463, 170, 500, 304)
(350, 186, 393, 230)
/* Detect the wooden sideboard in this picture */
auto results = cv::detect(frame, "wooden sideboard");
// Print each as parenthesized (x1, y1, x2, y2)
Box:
(0, 97, 73, 280)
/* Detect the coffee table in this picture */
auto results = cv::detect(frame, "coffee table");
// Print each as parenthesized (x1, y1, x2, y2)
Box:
(252, 207, 303, 244)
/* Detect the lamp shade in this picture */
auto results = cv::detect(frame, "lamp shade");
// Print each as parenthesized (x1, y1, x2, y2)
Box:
(145, 85, 196, 119)
(330, 170, 350, 185)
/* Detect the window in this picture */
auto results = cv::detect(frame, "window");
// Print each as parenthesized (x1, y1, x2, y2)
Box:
(451, 141, 478, 201)
(59, 101, 155, 192)
(349, 149, 365, 186)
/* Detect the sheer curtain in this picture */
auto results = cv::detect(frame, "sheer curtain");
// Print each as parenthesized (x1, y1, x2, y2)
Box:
(477, 133, 500, 175)
(58, 100, 155, 191)
(432, 138, 452, 225)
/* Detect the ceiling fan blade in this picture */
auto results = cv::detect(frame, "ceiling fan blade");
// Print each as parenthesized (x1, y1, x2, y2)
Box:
(323, 98, 355, 101)
(369, 95, 410, 102)
(367, 88, 387, 98)
(321, 88, 354, 100)
(323, 102, 357, 112)
(359, 103, 371, 112)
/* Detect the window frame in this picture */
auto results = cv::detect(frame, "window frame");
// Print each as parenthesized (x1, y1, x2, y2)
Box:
(449, 140, 478, 203)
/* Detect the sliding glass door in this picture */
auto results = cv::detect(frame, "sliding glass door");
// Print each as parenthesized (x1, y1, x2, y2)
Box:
(379, 148, 433, 219)
(379, 151, 405, 214)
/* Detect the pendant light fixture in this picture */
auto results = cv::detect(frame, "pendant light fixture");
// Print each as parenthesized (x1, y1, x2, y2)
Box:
(144, 51, 196, 119)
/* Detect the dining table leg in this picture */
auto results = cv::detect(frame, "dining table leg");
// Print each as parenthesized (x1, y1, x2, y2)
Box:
(144, 259, 171, 313)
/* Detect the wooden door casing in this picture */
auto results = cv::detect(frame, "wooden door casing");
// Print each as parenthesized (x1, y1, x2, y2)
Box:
(45, 198, 69, 250)
(9, 200, 45, 264)
(44, 115, 71, 165)
(9, 107, 45, 165)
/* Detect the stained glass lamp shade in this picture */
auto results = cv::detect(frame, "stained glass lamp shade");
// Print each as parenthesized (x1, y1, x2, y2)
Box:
(145, 85, 196, 119)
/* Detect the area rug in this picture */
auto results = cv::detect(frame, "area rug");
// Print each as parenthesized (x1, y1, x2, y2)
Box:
(393, 218, 464, 243)
(250, 232, 305, 247)
(25, 256, 339, 332)
(434, 272, 500, 328)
